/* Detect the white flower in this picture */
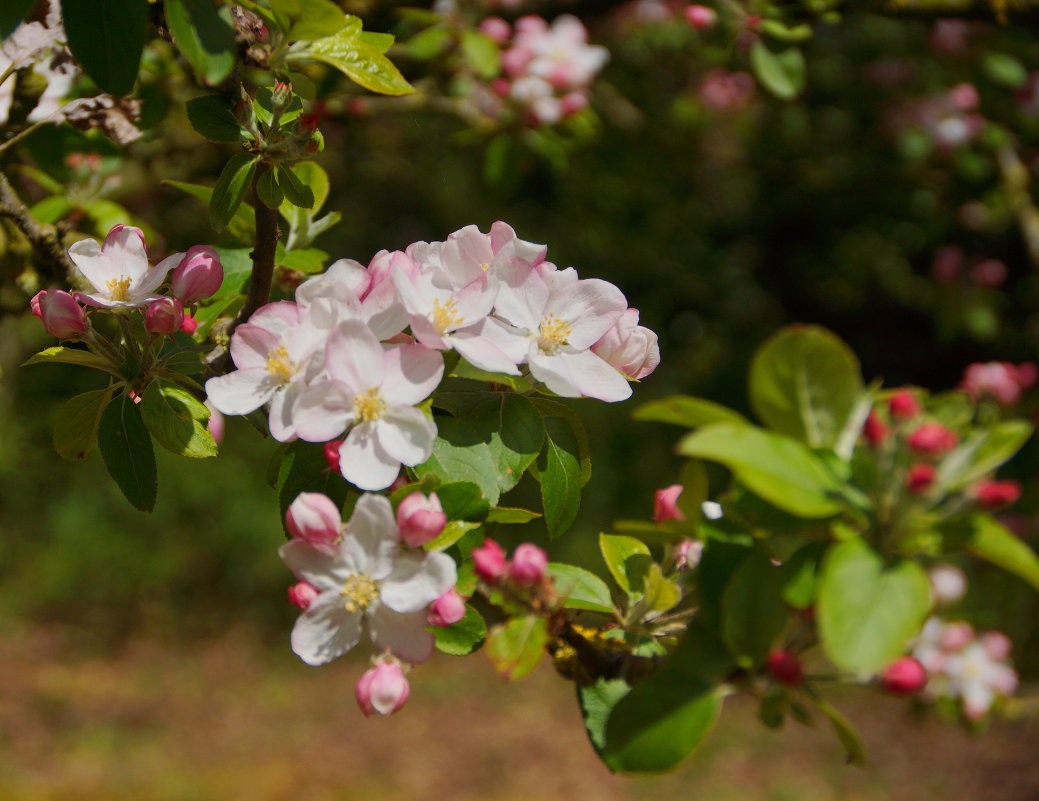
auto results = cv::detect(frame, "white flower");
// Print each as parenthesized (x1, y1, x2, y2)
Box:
(293, 320, 444, 490)
(280, 494, 457, 665)
(944, 641, 1018, 720)
(69, 225, 181, 309)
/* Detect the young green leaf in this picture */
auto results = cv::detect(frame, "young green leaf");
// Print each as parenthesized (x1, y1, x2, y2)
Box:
(140, 381, 217, 459)
(63, 0, 148, 96)
(209, 154, 259, 232)
(165, 0, 237, 86)
(750, 41, 805, 100)
(301, 30, 415, 96)
(548, 563, 615, 615)
(277, 164, 315, 210)
(460, 29, 500, 79)
(936, 421, 1033, 491)
(944, 514, 1039, 592)
(23, 346, 121, 378)
(599, 533, 652, 597)
(432, 604, 487, 656)
(53, 388, 114, 461)
(633, 395, 749, 428)
(286, 0, 347, 41)
(185, 95, 243, 143)
(98, 391, 157, 512)
(485, 616, 549, 680)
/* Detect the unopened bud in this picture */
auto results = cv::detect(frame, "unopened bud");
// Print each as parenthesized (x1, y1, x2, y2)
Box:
(973, 479, 1021, 509)
(323, 439, 344, 473)
(653, 484, 686, 524)
(180, 314, 198, 335)
(206, 401, 225, 445)
(767, 650, 803, 686)
(472, 538, 507, 584)
(428, 588, 467, 627)
(145, 297, 184, 335)
(285, 492, 342, 547)
(288, 581, 319, 610)
(509, 543, 548, 587)
(888, 389, 922, 420)
(907, 463, 936, 495)
(881, 657, 928, 695)
(863, 410, 888, 448)
(271, 81, 292, 109)
(675, 539, 704, 571)
(30, 289, 88, 338)
(685, 5, 717, 29)
(356, 660, 410, 717)
(171, 245, 224, 304)
(907, 423, 957, 457)
(396, 492, 448, 548)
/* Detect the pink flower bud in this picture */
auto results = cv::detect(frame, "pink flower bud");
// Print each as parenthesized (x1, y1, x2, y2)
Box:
(428, 588, 467, 627)
(560, 91, 589, 117)
(30, 289, 88, 338)
(675, 539, 704, 571)
(491, 77, 512, 98)
(144, 297, 184, 335)
(653, 485, 686, 524)
(591, 308, 660, 380)
(180, 314, 198, 335)
(205, 401, 225, 445)
(974, 479, 1021, 509)
(287, 581, 319, 610)
(767, 650, 803, 686)
(285, 492, 342, 547)
(949, 82, 980, 111)
(881, 657, 928, 695)
(907, 463, 936, 495)
(396, 492, 448, 547)
(980, 631, 1012, 661)
(928, 564, 967, 605)
(888, 389, 921, 420)
(323, 439, 344, 473)
(509, 543, 548, 587)
(863, 410, 888, 448)
(355, 661, 410, 717)
(171, 245, 224, 304)
(684, 5, 717, 29)
(472, 538, 507, 584)
(479, 16, 512, 43)
(907, 423, 958, 457)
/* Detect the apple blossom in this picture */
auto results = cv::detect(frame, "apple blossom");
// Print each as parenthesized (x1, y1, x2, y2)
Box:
(473, 538, 508, 584)
(674, 539, 704, 571)
(292, 320, 444, 491)
(30, 289, 88, 338)
(591, 308, 660, 380)
(685, 5, 717, 29)
(945, 640, 1018, 719)
(428, 588, 467, 627)
(170, 244, 224, 304)
(654, 485, 685, 523)
(285, 492, 343, 548)
(396, 492, 448, 548)
(960, 361, 1036, 406)
(280, 493, 457, 665)
(356, 659, 410, 717)
(69, 225, 182, 309)
(144, 297, 184, 335)
(509, 543, 548, 587)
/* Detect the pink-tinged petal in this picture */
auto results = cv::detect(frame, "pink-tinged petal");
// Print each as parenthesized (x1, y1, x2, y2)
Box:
(530, 348, 632, 402)
(293, 381, 354, 442)
(451, 274, 495, 325)
(449, 320, 524, 375)
(205, 369, 277, 415)
(248, 301, 300, 336)
(442, 226, 493, 285)
(325, 320, 385, 393)
(290, 593, 363, 666)
(138, 252, 182, 294)
(341, 424, 403, 492)
(286, 320, 330, 365)
(376, 406, 437, 467)
(299, 258, 368, 303)
(342, 493, 399, 579)
(67, 237, 117, 289)
(549, 278, 627, 349)
(391, 263, 429, 317)
(380, 550, 457, 614)
(491, 221, 547, 265)
(367, 606, 435, 664)
(267, 380, 305, 443)
(380, 344, 444, 405)
(278, 540, 351, 590)
(102, 225, 150, 280)
(73, 291, 120, 309)
(493, 261, 547, 330)
(229, 323, 280, 370)
(409, 314, 451, 351)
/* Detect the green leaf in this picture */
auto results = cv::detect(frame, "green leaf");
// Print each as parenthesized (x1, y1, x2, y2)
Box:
(749, 325, 865, 452)
(53, 388, 114, 461)
(280, 161, 330, 215)
(435, 480, 491, 522)
(485, 616, 549, 680)
(460, 29, 500, 79)
(422, 521, 482, 552)
(0, 0, 34, 39)
(634, 395, 749, 428)
(599, 533, 652, 597)
(276, 441, 351, 532)
(540, 417, 582, 539)
(208, 247, 253, 300)
(277, 164, 315, 210)
(678, 424, 843, 518)
(165, 0, 237, 86)
(760, 19, 813, 43)
(936, 421, 1032, 491)
(164, 181, 256, 242)
(451, 359, 533, 392)
(579, 678, 631, 753)
(529, 398, 592, 484)
(945, 514, 1039, 592)
(301, 29, 415, 96)
(256, 168, 284, 209)
(780, 541, 826, 610)
(139, 381, 217, 459)
(983, 52, 1028, 88)
(23, 346, 121, 378)
(487, 506, 541, 524)
(185, 95, 243, 143)
(278, 247, 327, 274)
(750, 41, 805, 100)
(287, 0, 347, 41)
(405, 25, 453, 60)
(432, 604, 487, 656)
(416, 393, 545, 505)
(641, 563, 682, 613)
(63, 0, 148, 96)
(359, 31, 394, 53)
(210, 154, 259, 233)
(817, 538, 931, 674)
(29, 196, 74, 224)
(721, 549, 789, 667)
(548, 563, 615, 615)
(98, 392, 157, 512)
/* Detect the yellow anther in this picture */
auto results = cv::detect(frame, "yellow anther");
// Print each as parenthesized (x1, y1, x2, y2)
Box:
(537, 314, 572, 354)
(105, 276, 132, 302)
(265, 345, 295, 383)
(481, 262, 490, 272)
(354, 387, 387, 423)
(340, 574, 379, 613)
(431, 297, 464, 335)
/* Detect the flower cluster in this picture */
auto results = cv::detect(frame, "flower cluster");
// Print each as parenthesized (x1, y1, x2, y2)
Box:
(897, 83, 986, 151)
(480, 15, 609, 126)
(960, 361, 1038, 407)
(912, 618, 1018, 719)
(206, 221, 658, 491)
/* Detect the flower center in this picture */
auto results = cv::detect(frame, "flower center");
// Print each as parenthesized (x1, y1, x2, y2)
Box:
(431, 297, 464, 335)
(354, 387, 387, 423)
(340, 574, 379, 613)
(105, 276, 132, 302)
(537, 313, 572, 354)
(265, 345, 295, 384)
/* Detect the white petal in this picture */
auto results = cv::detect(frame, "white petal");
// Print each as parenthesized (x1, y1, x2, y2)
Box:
(548, 278, 627, 350)
(529, 348, 632, 402)
(229, 324, 280, 370)
(367, 605, 436, 664)
(341, 493, 399, 580)
(377, 407, 437, 467)
(449, 321, 524, 375)
(325, 320, 385, 393)
(137, 254, 180, 294)
(267, 381, 305, 442)
(380, 344, 444, 405)
(68, 237, 116, 289)
(205, 369, 276, 415)
(290, 594, 363, 666)
(380, 550, 457, 614)
(248, 301, 300, 336)
(340, 423, 403, 491)
(293, 380, 354, 442)
(493, 261, 546, 330)
(279, 540, 351, 589)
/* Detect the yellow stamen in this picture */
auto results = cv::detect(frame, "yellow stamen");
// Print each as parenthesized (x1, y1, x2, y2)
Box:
(354, 387, 387, 423)
(431, 297, 464, 335)
(265, 345, 295, 383)
(105, 276, 132, 302)
(480, 262, 490, 272)
(340, 574, 379, 613)
(537, 314, 572, 354)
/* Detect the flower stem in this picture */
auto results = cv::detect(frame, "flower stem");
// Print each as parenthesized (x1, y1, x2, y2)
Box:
(237, 162, 279, 327)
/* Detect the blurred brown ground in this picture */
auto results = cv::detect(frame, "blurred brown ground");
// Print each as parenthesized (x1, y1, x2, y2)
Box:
(1, 626, 1037, 801)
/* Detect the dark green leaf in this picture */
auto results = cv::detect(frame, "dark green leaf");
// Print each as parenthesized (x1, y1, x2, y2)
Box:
(98, 392, 157, 512)
(186, 95, 243, 142)
(256, 168, 284, 209)
(277, 164, 315, 210)
(164, 181, 256, 242)
(721, 549, 790, 667)
(0, 0, 34, 39)
(165, 0, 237, 85)
(140, 380, 217, 459)
(435, 480, 490, 522)
(548, 563, 615, 615)
(781, 542, 826, 610)
(485, 615, 549, 680)
(487, 506, 541, 524)
(432, 604, 487, 656)
(209, 154, 259, 233)
(53, 388, 114, 460)
(579, 678, 631, 753)
(276, 441, 350, 532)
(634, 395, 749, 428)
(63, 0, 148, 96)
(540, 417, 582, 539)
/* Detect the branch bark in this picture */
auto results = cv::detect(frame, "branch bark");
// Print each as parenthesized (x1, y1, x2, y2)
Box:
(0, 169, 75, 284)
(237, 162, 280, 326)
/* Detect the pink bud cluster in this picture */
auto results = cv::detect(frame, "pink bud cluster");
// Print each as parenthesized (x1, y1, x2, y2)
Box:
(472, 538, 549, 588)
(929, 245, 1010, 289)
(960, 361, 1038, 407)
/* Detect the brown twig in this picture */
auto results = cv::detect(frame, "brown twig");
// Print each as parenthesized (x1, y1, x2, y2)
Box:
(0, 169, 75, 283)
(237, 162, 280, 326)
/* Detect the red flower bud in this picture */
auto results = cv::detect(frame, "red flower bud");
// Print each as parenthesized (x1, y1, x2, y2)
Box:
(907, 423, 958, 457)
(881, 657, 928, 695)
(171, 245, 224, 304)
(973, 479, 1021, 509)
(888, 389, 922, 420)
(653, 485, 686, 524)
(907, 463, 936, 495)
(323, 439, 344, 473)
(509, 543, 548, 587)
(472, 538, 507, 584)
(287, 581, 319, 610)
(396, 492, 448, 548)
(863, 410, 888, 448)
(767, 650, 803, 686)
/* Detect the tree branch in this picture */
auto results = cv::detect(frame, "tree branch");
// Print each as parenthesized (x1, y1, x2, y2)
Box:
(0, 169, 75, 284)
(237, 162, 280, 326)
